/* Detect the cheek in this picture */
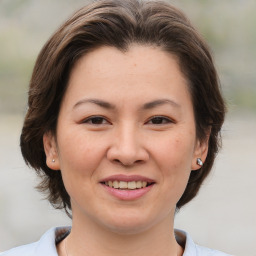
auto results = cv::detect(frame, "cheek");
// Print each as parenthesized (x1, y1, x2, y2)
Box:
(158, 137, 194, 203)
(156, 134, 195, 172)
(57, 129, 106, 177)
(154, 132, 195, 194)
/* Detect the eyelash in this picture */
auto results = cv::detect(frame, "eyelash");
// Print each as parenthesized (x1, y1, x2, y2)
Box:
(82, 115, 173, 125)
(82, 116, 110, 125)
(146, 116, 173, 125)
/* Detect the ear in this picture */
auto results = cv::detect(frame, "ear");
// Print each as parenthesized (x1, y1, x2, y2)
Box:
(43, 132, 60, 171)
(191, 132, 210, 171)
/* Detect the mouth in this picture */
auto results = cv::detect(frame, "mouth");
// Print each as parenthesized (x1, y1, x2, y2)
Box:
(101, 180, 154, 190)
(99, 175, 155, 200)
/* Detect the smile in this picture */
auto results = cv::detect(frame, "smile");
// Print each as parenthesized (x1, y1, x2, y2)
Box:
(104, 180, 151, 190)
(100, 175, 155, 200)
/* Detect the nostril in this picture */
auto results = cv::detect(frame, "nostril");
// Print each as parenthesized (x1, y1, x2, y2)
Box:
(107, 145, 149, 166)
(112, 158, 143, 166)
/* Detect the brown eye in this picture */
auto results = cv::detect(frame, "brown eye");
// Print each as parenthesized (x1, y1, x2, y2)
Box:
(83, 116, 109, 125)
(147, 116, 172, 125)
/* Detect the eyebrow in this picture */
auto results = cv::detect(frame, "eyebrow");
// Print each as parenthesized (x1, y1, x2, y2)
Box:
(73, 98, 180, 110)
(73, 98, 115, 110)
(143, 99, 181, 109)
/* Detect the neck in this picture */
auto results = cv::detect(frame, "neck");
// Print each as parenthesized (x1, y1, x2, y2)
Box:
(64, 211, 183, 256)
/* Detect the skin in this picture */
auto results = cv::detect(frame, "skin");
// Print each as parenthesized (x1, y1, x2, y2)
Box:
(44, 45, 208, 256)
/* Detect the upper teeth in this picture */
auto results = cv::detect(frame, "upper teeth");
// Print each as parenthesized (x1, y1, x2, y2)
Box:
(104, 181, 147, 189)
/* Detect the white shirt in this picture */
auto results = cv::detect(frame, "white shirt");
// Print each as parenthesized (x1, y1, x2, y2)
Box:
(0, 227, 232, 256)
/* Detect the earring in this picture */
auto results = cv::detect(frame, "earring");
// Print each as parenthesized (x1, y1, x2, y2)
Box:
(52, 159, 55, 163)
(197, 158, 203, 166)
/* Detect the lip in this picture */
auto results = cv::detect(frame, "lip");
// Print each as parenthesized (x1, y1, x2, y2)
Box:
(99, 174, 155, 183)
(99, 174, 155, 201)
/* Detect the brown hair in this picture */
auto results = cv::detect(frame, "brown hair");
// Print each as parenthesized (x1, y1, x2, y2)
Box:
(20, 0, 225, 216)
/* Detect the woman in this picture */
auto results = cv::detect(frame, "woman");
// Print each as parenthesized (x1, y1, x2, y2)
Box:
(1, 0, 231, 255)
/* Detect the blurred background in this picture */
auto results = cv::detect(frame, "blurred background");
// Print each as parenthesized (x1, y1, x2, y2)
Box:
(0, 0, 255, 255)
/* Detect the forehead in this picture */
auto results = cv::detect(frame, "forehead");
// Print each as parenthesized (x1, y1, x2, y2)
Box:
(63, 45, 191, 108)
(72, 45, 183, 78)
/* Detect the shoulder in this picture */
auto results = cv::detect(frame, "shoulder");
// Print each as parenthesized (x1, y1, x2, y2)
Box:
(0, 227, 70, 256)
(0, 242, 37, 256)
(175, 229, 233, 256)
(195, 244, 233, 256)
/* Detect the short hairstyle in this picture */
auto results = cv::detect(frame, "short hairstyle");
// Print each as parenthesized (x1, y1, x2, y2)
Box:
(20, 0, 226, 216)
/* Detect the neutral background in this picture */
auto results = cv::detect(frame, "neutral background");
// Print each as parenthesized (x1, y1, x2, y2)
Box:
(0, 0, 255, 255)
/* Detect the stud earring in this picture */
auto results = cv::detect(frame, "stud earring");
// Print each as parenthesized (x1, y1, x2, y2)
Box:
(52, 159, 55, 163)
(197, 158, 203, 166)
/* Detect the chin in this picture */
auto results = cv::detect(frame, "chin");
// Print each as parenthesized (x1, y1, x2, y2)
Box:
(100, 211, 160, 235)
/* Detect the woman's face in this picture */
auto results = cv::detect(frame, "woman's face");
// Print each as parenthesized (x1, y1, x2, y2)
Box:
(44, 45, 207, 234)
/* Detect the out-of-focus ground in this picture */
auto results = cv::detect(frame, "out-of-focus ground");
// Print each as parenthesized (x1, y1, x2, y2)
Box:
(0, 0, 256, 255)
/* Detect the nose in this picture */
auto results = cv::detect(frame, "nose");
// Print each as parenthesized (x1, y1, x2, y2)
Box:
(107, 125, 149, 166)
